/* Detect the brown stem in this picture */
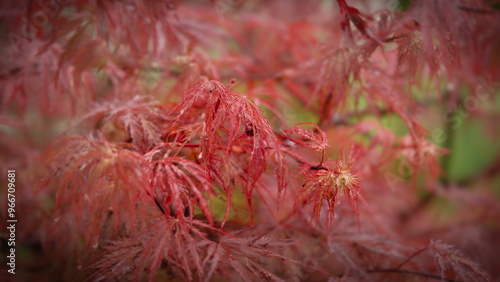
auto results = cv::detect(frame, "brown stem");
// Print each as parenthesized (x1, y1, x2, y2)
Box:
(367, 268, 456, 282)
(281, 147, 316, 167)
(319, 149, 326, 167)
(393, 247, 428, 270)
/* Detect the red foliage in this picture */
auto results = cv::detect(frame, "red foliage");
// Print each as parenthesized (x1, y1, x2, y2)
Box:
(146, 147, 214, 225)
(170, 80, 288, 225)
(284, 122, 329, 152)
(295, 147, 361, 228)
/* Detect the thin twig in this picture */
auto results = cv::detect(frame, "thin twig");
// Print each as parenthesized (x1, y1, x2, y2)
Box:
(393, 247, 428, 270)
(368, 268, 456, 282)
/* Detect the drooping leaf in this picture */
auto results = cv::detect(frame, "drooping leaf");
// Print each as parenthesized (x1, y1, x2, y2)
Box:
(171, 80, 288, 225)
(294, 147, 361, 228)
(44, 134, 154, 248)
(284, 122, 329, 152)
(145, 144, 214, 225)
(429, 240, 491, 282)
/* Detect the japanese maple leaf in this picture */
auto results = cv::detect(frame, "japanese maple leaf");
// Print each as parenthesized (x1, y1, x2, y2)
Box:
(170, 80, 288, 226)
(295, 148, 361, 228)
(284, 122, 329, 152)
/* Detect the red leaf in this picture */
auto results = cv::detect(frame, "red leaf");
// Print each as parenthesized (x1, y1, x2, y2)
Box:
(171, 80, 289, 225)
(430, 240, 491, 282)
(294, 147, 361, 228)
(284, 122, 329, 152)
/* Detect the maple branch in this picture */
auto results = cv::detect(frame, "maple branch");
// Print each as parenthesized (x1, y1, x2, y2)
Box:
(383, 34, 407, 43)
(280, 145, 316, 167)
(367, 268, 456, 282)
(393, 247, 429, 270)
(154, 196, 166, 215)
(280, 146, 329, 172)
(170, 142, 200, 148)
